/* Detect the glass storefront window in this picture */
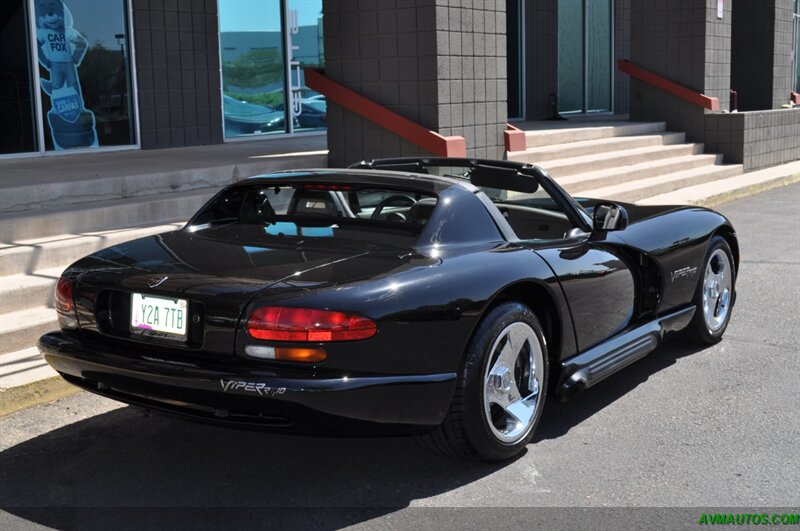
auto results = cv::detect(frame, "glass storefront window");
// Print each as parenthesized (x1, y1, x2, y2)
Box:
(34, 0, 136, 151)
(794, 0, 799, 93)
(506, 0, 524, 119)
(219, 0, 286, 138)
(0, 0, 38, 155)
(219, 0, 325, 140)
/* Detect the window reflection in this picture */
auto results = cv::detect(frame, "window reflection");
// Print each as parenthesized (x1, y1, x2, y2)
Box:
(219, 0, 286, 138)
(219, 0, 325, 139)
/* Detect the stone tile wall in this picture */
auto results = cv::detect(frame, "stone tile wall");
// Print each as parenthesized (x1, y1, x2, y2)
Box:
(133, 0, 222, 149)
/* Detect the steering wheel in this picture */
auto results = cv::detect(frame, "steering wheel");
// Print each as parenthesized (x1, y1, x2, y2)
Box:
(370, 195, 416, 219)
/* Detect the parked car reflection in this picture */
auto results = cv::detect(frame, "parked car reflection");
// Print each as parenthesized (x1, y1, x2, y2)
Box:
(223, 95, 297, 135)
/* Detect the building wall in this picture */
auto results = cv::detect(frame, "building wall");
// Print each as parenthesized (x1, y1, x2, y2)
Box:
(323, 0, 506, 167)
(705, 109, 800, 171)
(630, 0, 732, 142)
(132, 0, 222, 149)
(435, 1, 507, 159)
(323, 0, 437, 167)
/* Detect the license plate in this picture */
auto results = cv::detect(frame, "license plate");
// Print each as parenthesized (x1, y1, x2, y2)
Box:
(130, 293, 188, 340)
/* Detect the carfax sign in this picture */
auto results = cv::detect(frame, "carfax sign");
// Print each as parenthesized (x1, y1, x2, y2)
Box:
(35, 0, 98, 150)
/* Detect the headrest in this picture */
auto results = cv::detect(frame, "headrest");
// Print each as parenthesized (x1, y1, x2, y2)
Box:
(409, 197, 437, 225)
(288, 190, 339, 217)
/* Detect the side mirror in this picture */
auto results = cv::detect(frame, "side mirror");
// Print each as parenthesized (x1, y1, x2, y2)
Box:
(593, 202, 628, 232)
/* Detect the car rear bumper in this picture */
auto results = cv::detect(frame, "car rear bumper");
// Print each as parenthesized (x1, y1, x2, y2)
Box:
(39, 332, 456, 435)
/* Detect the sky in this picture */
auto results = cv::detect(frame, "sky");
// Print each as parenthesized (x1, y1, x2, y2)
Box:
(50, 0, 127, 51)
(219, 0, 322, 33)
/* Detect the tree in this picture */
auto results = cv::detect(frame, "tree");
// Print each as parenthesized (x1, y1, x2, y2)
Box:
(222, 48, 283, 91)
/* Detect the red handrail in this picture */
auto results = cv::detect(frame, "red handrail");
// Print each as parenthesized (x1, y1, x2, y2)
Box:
(618, 59, 720, 111)
(305, 69, 466, 157)
(791, 92, 800, 105)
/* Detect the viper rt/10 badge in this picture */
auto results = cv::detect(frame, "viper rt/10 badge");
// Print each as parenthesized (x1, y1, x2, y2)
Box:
(220, 379, 287, 397)
(671, 266, 698, 283)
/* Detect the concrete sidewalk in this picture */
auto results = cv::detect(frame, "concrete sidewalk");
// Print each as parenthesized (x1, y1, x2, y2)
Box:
(0, 134, 328, 215)
(1, 158, 799, 417)
(0, 134, 328, 189)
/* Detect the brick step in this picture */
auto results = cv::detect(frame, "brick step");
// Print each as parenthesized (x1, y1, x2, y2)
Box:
(557, 154, 723, 194)
(0, 346, 56, 389)
(0, 267, 63, 315)
(516, 132, 686, 163)
(0, 307, 57, 356)
(523, 121, 666, 148)
(580, 164, 745, 203)
(518, 143, 705, 178)
(0, 223, 182, 277)
(1, 189, 212, 243)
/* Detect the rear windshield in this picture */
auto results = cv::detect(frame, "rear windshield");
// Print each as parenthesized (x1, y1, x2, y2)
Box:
(188, 183, 438, 243)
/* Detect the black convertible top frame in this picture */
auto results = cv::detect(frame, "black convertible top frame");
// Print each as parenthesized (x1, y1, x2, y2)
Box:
(353, 157, 593, 233)
(350, 157, 547, 181)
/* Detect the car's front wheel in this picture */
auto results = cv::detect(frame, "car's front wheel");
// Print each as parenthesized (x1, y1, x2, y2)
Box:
(419, 302, 548, 461)
(686, 235, 736, 344)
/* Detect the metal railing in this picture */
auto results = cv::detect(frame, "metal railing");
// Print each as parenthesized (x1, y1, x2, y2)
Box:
(618, 59, 720, 111)
(304, 69, 466, 157)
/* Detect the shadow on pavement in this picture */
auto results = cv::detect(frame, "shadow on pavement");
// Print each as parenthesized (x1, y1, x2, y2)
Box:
(0, 403, 511, 530)
(0, 337, 705, 530)
(535, 336, 705, 442)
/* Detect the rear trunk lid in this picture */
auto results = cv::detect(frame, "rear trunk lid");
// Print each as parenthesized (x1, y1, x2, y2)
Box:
(72, 227, 401, 356)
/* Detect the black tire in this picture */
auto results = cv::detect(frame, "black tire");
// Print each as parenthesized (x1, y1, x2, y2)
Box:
(685, 235, 736, 345)
(417, 302, 549, 462)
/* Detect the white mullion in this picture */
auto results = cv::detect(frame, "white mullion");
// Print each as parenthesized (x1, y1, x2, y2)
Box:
(25, 0, 46, 154)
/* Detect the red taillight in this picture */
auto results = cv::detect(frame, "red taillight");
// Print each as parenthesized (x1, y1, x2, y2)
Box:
(55, 277, 73, 313)
(247, 307, 377, 342)
(302, 183, 353, 191)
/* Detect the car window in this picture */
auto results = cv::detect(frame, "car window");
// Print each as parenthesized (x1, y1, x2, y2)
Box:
(190, 183, 438, 231)
(423, 165, 579, 241)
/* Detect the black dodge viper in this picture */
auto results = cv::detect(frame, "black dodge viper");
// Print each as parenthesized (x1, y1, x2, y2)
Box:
(40, 157, 738, 461)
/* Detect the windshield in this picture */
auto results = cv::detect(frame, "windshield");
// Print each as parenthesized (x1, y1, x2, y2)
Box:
(422, 165, 572, 215)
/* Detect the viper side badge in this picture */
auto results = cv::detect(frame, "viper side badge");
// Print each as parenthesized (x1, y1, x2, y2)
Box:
(670, 266, 698, 283)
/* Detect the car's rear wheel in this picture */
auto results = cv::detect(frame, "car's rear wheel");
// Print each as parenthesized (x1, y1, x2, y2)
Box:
(418, 302, 548, 461)
(686, 235, 736, 344)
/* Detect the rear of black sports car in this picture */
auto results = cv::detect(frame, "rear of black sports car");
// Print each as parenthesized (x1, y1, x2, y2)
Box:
(39, 170, 503, 434)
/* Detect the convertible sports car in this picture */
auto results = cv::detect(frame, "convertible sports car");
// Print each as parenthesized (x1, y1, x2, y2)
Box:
(39, 157, 738, 461)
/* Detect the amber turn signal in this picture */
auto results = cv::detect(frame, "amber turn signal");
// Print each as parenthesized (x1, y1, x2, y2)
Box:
(244, 344, 327, 363)
(275, 347, 327, 363)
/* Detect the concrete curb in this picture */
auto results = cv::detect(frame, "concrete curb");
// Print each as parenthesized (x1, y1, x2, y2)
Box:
(0, 376, 80, 418)
(2, 168, 799, 417)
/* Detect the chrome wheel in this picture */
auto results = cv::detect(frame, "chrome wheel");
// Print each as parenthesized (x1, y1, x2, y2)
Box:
(702, 248, 732, 332)
(483, 321, 544, 444)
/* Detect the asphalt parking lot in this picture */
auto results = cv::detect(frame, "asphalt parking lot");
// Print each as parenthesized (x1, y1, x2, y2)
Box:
(1, 184, 798, 530)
